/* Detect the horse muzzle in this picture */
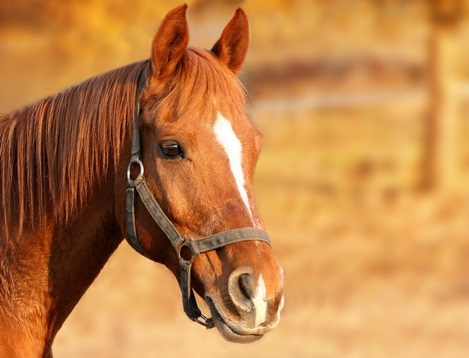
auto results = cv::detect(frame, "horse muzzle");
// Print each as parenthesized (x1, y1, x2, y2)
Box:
(205, 266, 284, 343)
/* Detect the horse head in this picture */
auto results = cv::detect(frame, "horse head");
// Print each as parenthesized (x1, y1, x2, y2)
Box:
(116, 5, 284, 343)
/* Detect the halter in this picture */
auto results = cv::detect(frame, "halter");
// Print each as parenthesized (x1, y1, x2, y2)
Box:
(125, 69, 272, 328)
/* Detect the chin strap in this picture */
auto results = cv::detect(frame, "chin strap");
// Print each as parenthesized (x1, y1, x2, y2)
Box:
(125, 68, 272, 328)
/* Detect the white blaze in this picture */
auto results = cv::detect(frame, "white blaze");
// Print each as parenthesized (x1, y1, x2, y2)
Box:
(213, 112, 253, 220)
(252, 275, 268, 326)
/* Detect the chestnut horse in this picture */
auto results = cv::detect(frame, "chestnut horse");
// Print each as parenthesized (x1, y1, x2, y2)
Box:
(0, 4, 284, 357)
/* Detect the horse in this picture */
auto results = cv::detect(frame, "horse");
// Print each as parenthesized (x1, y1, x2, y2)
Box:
(0, 4, 284, 356)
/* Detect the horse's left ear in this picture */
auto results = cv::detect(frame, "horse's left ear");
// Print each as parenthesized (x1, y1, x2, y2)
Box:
(211, 8, 249, 74)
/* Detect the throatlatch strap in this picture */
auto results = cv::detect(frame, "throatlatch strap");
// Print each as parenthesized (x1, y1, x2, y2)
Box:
(126, 187, 148, 257)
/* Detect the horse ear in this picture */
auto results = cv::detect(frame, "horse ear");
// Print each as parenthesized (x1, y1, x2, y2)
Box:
(150, 4, 189, 80)
(211, 8, 249, 74)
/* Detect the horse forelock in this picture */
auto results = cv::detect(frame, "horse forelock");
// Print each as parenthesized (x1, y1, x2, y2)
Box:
(0, 61, 148, 237)
(145, 48, 247, 126)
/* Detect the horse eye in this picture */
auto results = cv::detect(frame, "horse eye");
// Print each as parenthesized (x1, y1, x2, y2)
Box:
(160, 140, 184, 158)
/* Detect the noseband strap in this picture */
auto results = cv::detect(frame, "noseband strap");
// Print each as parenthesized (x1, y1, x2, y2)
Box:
(126, 69, 272, 328)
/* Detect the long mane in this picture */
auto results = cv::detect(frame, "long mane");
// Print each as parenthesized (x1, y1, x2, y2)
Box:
(0, 60, 148, 235)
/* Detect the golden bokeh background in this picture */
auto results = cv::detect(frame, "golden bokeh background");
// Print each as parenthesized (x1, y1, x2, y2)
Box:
(1, 1, 469, 357)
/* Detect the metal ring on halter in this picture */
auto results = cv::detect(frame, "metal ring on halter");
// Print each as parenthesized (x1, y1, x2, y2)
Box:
(177, 237, 196, 264)
(127, 159, 144, 183)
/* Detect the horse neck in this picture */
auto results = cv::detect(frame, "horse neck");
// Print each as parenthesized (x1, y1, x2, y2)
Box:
(0, 168, 123, 353)
(47, 173, 123, 332)
(0, 65, 145, 353)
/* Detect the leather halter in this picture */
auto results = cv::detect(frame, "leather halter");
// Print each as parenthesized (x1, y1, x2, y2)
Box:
(125, 69, 272, 328)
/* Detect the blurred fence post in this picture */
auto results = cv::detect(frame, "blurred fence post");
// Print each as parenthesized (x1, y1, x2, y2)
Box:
(424, 0, 462, 192)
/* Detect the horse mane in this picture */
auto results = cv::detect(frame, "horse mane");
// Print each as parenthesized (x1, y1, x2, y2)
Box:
(0, 60, 148, 236)
(0, 47, 247, 238)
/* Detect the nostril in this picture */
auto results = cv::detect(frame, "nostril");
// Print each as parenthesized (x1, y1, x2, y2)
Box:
(229, 269, 255, 312)
(238, 273, 254, 300)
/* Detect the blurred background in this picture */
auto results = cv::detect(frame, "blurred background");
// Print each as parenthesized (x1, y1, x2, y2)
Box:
(1, 0, 469, 357)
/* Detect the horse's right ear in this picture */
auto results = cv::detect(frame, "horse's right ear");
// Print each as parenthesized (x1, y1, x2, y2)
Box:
(211, 8, 249, 74)
(150, 4, 189, 81)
